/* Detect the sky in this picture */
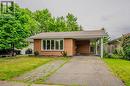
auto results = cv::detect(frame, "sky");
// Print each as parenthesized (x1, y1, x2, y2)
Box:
(13, 0, 130, 39)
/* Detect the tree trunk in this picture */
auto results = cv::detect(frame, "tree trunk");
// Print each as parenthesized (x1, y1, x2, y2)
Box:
(11, 43, 15, 56)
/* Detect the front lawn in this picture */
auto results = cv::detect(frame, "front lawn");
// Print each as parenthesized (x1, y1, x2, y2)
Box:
(103, 58, 130, 86)
(0, 56, 55, 80)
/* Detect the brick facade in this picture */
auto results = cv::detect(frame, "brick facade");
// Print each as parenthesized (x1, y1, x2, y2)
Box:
(34, 39, 90, 56)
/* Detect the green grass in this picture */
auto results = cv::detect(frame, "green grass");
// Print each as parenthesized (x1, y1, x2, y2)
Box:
(0, 56, 56, 80)
(103, 58, 130, 86)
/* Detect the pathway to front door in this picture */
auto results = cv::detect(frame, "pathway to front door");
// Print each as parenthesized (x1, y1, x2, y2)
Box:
(45, 56, 124, 86)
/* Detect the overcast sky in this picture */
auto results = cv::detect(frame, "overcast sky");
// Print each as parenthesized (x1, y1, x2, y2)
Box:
(14, 0, 130, 39)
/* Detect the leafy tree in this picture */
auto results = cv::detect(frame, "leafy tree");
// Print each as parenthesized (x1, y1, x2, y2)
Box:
(13, 5, 39, 35)
(33, 9, 52, 32)
(33, 10, 81, 32)
(54, 16, 67, 32)
(0, 14, 29, 49)
(66, 13, 80, 31)
(121, 34, 130, 60)
(0, 4, 38, 51)
(103, 32, 110, 44)
(100, 28, 110, 44)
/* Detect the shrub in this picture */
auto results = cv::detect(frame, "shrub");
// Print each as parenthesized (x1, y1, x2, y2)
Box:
(111, 54, 123, 59)
(103, 51, 109, 57)
(107, 54, 113, 58)
(103, 51, 112, 58)
(104, 52, 123, 59)
(104, 53, 112, 58)
(116, 48, 124, 56)
(61, 51, 67, 57)
(34, 51, 39, 56)
(113, 49, 118, 54)
(123, 46, 130, 60)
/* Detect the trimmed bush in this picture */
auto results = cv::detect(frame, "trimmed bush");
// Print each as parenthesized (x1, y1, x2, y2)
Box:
(34, 51, 39, 56)
(61, 51, 67, 57)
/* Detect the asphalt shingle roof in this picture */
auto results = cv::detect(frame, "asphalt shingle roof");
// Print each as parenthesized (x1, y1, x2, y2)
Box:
(29, 30, 107, 39)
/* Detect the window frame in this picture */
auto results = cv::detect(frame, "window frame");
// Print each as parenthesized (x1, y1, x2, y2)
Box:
(41, 39, 64, 51)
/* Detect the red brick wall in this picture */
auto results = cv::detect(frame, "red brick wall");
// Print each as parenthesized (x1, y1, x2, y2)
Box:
(64, 38, 74, 56)
(34, 39, 41, 52)
(34, 39, 90, 56)
(34, 39, 74, 56)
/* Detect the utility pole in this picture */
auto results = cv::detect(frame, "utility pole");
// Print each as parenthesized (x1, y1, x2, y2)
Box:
(0, 0, 15, 15)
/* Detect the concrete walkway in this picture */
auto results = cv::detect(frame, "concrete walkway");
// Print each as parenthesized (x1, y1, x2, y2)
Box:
(14, 60, 66, 82)
(45, 56, 124, 86)
(0, 81, 62, 86)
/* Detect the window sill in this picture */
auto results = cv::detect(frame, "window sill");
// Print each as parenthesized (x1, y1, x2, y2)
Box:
(41, 50, 64, 52)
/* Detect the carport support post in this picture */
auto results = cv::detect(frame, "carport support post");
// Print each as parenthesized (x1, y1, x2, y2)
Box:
(95, 41, 98, 55)
(100, 37, 103, 58)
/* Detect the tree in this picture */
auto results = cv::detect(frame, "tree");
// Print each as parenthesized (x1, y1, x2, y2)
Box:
(33, 10, 81, 32)
(13, 5, 39, 36)
(121, 34, 130, 59)
(66, 13, 80, 31)
(100, 28, 110, 44)
(53, 16, 67, 32)
(0, 14, 29, 50)
(33, 9, 52, 32)
(0, 4, 38, 51)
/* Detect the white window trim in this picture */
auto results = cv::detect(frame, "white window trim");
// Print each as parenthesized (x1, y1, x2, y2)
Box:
(41, 39, 64, 51)
(45, 40, 47, 50)
(59, 40, 60, 50)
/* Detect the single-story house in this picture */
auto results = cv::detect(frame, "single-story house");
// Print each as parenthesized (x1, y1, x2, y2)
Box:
(107, 33, 130, 54)
(29, 29, 107, 57)
(107, 38, 121, 54)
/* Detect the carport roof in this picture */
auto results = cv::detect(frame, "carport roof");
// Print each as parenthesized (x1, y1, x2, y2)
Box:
(29, 29, 107, 39)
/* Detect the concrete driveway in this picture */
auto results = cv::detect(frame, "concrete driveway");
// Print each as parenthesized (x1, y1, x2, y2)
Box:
(45, 56, 124, 86)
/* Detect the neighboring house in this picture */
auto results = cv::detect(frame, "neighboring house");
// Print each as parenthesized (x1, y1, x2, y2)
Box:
(107, 38, 120, 54)
(20, 39, 34, 55)
(107, 33, 130, 54)
(29, 29, 107, 57)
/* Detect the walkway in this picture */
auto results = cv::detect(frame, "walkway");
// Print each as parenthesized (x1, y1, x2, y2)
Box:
(14, 60, 67, 82)
(0, 81, 62, 86)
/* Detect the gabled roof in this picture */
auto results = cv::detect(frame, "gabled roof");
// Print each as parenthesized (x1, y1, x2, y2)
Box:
(29, 29, 107, 39)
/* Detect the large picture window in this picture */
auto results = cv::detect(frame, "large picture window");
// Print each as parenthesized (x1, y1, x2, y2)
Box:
(42, 39, 64, 51)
